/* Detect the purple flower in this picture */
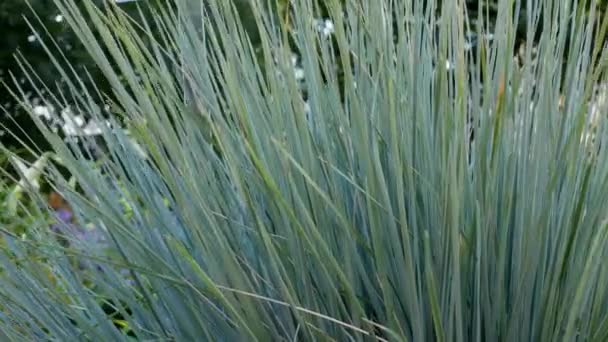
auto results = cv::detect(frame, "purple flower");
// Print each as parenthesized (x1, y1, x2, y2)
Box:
(56, 208, 73, 223)
(50, 209, 107, 252)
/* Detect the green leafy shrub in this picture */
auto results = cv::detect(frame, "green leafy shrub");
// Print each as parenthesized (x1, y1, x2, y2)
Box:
(1, 0, 608, 340)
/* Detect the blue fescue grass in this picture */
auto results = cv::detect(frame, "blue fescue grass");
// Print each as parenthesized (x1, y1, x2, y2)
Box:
(1, 0, 607, 340)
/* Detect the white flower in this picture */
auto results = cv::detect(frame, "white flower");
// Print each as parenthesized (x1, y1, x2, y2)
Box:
(315, 18, 335, 37)
(27, 35, 36, 43)
(323, 20, 335, 35)
(294, 68, 305, 81)
(54, 15, 64, 23)
(82, 120, 104, 136)
(445, 60, 454, 71)
(73, 115, 85, 126)
(61, 108, 82, 136)
(11, 154, 50, 191)
(33, 105, 53, 120)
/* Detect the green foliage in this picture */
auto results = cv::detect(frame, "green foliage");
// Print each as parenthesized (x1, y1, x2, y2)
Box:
(0, 0, 77, 163)
(0, 152, 51, 237)
(0, 0, 160, 164)
(1, 0, 608, 340)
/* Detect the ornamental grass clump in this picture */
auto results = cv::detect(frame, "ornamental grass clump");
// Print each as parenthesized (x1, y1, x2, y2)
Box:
(1, 0, 608, 340)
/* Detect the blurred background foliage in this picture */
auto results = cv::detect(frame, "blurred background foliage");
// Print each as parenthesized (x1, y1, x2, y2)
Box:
(0, 0, 167, 156)
(1, 0, 102, 151)
(0, 0, 159, 240)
